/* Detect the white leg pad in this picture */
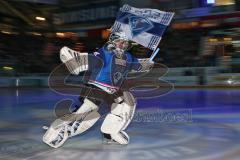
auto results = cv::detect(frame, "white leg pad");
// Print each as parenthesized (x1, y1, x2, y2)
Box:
(101, 102, 134, 145)
(101, 92, 136, 145)
(101, 102, 131, 134)
(101, 113, 125, 134)
(121, 92, 136, 130)
(43, 99, 100, 148)
(43, 124, 69, 148)
(70, 110, 100, 137)
(75, 98, 99, 115)
(70, 98, 100, 137)
(42, 114, 75, 148)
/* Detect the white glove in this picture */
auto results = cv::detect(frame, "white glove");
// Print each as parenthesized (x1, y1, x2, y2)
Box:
(139, 58, 154, 71)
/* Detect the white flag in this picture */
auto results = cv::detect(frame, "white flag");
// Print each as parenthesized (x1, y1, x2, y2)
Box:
(112, 4, 174, 50)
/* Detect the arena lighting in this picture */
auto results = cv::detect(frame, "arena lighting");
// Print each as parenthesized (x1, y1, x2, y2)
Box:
(227, 79, 234, 85)
(1, 31, 11, 34)
(209, 38, 218, 42)
(3, 66, 14, 70)
(224, 37, 232, 41)
(207, 0, 215, 4)
(35, 16, 46, 21)
(32, 32, 42, 36)
(56, 32, 65, 37)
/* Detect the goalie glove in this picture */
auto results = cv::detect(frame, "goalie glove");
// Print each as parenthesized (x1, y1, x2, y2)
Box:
(60, 46, 88, 75)
(138, 58, 154, 72)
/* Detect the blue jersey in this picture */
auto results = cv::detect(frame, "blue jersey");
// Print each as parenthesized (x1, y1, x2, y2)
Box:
(88, 46, 141, 93)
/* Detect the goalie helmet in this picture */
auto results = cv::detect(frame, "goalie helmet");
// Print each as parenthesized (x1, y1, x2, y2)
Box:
(108, 31, 131, 53)
(109, 31, 128, 42)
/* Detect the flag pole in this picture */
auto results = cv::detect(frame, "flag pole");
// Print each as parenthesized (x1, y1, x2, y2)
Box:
(149, 48, 160, 63)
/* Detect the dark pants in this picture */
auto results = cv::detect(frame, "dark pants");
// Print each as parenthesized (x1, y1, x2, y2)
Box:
(75, 84, 124, 111)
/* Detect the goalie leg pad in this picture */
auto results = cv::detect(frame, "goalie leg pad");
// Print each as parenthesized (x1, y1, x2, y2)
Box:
(75, 98, 99, 114)
(101, 102, 132, 134)
(101, 111, 125, 135)
(122, 92, 136, 130)
(71, 98, 100, 137)
(42, 114, 75, 148)
(123, 91, 136, 106)
(101, 92, 136, 145)
(43, 99, 100, 148)
(43, 125, 69, 148)
(70, 110, 100, 137)
(101, 102, 135, 144)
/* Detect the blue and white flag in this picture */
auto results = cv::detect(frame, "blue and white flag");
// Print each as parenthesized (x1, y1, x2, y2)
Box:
(111, 4, 174, 51)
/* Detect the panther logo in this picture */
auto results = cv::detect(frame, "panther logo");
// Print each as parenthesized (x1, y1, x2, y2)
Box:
(128, 16, 154, 37)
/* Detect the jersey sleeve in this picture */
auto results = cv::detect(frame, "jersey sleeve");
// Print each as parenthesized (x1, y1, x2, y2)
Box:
(88, 48, 105, 79)
(89, 48, 105, 65)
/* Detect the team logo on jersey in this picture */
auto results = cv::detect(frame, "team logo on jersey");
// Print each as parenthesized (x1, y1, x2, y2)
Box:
(128, 16, 153, 37)
(113, 72, 122, 84)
